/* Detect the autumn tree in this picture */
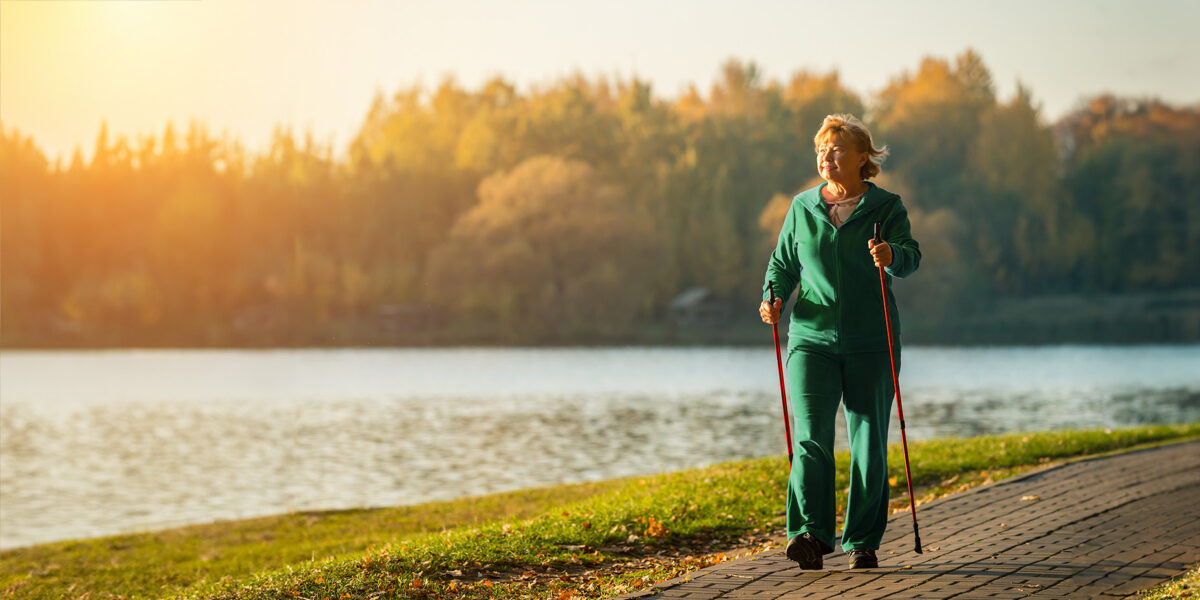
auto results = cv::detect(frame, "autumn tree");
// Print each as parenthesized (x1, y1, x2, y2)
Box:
(872, 49, 995, 211)
(1057, 96, 1200, 292)
(425, 155, 659, 341)
(3, 53, 1197, 347)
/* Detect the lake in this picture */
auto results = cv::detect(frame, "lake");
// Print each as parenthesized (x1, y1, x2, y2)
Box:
(1, 345, 1198, 550)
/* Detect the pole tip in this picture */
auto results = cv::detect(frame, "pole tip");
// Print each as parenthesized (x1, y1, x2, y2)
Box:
(914, 533, 924, 555)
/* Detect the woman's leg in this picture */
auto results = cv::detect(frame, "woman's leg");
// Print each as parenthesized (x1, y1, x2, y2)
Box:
(784, 348, 843, 551)
(840, 350, 896, 551)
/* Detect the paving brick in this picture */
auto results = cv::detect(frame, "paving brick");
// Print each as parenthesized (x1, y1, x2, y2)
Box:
(614, 440, 1199, 600)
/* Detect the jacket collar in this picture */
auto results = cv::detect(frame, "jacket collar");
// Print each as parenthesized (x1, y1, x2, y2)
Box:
(799, 181, 889, 225)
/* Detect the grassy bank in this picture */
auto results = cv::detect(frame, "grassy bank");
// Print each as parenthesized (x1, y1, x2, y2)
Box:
(3, 423, 1198, 599)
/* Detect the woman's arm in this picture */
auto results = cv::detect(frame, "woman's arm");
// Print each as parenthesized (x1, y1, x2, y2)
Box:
(881, 199, 921, 279)
(763, 200, 803, 302)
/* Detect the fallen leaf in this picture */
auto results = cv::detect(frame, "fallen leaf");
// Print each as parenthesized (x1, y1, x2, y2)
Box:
(1020, 495, 1041, 501)
(645, 517, 669, 537)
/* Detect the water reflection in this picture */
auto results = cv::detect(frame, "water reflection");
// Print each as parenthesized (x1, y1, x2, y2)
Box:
(901, 386, 1200, 439)
(0, 390, 789, 549)
(1, 346, 1198, 550)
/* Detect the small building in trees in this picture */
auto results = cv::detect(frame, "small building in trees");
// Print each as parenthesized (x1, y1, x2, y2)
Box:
(668, 287, 730, 327)
(378, 304, 442, 340)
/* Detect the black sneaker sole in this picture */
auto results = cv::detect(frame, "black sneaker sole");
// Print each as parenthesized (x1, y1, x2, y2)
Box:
(848, 553, 878, 569)
(785, 535, 823, 570)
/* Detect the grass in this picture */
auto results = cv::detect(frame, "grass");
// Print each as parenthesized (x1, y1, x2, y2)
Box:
(1137, 564, 1199, 599)
(2, 423, 1197, 599)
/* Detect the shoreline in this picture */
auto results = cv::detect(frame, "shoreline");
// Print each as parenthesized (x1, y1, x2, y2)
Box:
(2, 424, 1197, 599)
(3, 340, 1200, 352)
(5, 288, 1200, 349)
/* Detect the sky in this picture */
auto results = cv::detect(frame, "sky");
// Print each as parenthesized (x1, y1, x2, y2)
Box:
(2, 0, 1198, 163)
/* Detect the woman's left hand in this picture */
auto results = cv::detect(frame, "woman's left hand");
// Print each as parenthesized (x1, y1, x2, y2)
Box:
(868, 239, 892, 268)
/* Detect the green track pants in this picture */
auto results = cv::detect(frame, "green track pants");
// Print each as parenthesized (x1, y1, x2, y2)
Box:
(785, 348, 896, 552)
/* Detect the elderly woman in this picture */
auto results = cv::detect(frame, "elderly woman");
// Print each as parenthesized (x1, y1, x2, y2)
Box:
(759, 114, 920, 570)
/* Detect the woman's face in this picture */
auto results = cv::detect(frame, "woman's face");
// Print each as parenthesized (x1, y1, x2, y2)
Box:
(816, 132, 867, 185)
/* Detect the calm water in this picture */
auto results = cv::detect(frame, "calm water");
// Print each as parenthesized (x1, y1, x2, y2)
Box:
(1, 345, 1198, 550)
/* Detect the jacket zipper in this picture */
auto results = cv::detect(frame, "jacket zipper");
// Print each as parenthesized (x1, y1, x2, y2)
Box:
(832, 194, 872, 354)
(833, 226, 843, 354)
(816, 184, 873, 354)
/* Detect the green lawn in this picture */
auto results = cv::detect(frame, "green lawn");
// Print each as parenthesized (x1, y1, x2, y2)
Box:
(2, 423, 1197, 599)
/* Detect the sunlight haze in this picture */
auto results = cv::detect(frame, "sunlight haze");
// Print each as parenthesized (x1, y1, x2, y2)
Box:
(2, 0, 1197, 162)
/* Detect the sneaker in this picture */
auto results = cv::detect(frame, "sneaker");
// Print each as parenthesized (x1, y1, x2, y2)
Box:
(847, 549, 878, 569)
(785, 533, 824, 570)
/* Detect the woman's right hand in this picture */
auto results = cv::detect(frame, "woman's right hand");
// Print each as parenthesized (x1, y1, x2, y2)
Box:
(760, 298, 783, 324)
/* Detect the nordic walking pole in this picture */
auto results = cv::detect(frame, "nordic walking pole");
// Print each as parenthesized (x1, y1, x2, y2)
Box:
(767, 282, 794, 465)
(874, 222, 923, 555)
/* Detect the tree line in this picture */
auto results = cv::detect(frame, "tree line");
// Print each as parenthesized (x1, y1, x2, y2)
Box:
(2, 50, 1198, 346)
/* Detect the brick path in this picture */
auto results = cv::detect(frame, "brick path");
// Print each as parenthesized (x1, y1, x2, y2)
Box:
(619, 440, 1200, 599)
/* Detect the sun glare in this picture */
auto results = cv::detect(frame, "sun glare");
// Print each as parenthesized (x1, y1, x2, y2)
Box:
(0, 0, 208, 160)
(100, 0, 180, 31)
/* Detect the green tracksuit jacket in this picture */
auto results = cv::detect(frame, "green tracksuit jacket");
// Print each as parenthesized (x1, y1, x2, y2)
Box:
(762, 182, 921, 353)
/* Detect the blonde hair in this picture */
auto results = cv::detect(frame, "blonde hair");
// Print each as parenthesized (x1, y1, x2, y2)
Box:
(813, 114, 888, 180)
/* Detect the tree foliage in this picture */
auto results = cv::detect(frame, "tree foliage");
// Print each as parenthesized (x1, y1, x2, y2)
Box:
(426, 155, 658, 341)
(1, 51, 1197, 346)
